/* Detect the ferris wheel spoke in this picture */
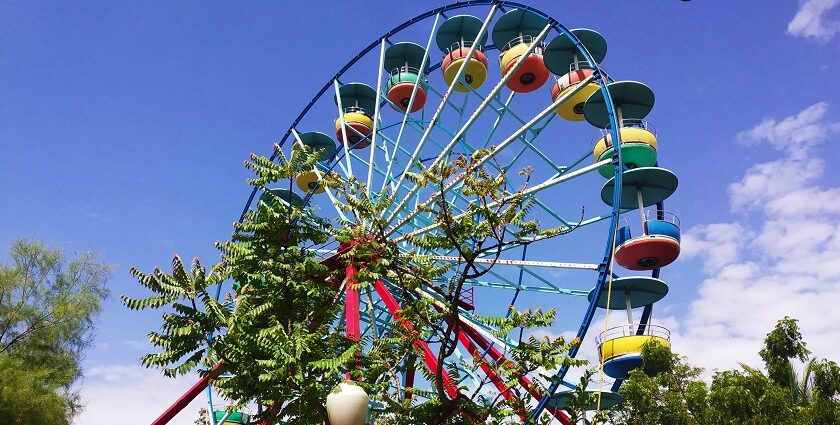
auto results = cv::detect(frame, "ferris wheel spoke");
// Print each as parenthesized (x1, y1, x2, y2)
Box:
(290, 129, 351, 222)
(469, 261, 577, 295)
(465, 88, 543, 142)
(380, 13, 442, 196)
(333, 80, 356, 179)
(385, 75, 599, 239)
(393, 157, 609, 242)
(382, 23, 556, 225)
(382, 5, 499, 221)
(367, 38, 387, 197)
(479, 91, 517, 149)
(371, 119, 453, 199)
(386, 180, 534, 254)
(427, 255, 600, 271)
(374, 104, 476, 201)
(418, 83, 468, 117)
(500, 149, 593, 228)
(422, 254, 573, 298)
(377, 137, 483, 221)
(499, 127, 595, 188)
(440, 276, 588, 296)
(381, 133, 504, 223)
(519, 148, 591, 179)
(509, 134, 569, 176)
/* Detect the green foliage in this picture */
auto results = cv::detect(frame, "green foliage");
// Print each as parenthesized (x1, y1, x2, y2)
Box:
(610, 317, 840, 425)
(760, 316, 810, 387)
(812, 359, 840, 399)
(639, 339, 674, 376)
(706, 367, 797, 424)
(562, 369, 611, 425)
(123, 144, 350, 423)
(611, 345, 706, 425)
(0, 239, 111, 425)
(0, 356, 74, 425)
(126, 147, 585, 424)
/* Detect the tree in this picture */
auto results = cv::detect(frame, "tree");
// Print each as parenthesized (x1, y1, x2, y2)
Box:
(760, 315, 810, 387)
(609, 317, 840, 425)
(609, 342, 707, 425)
(124, 145, 584, 424)
(0, 239, 111, 425)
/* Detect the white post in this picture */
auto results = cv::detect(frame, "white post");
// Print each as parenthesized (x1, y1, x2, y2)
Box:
(333, 80, 354, 179)
(366, 38, 386, 197)
(637, 187, 646, 234)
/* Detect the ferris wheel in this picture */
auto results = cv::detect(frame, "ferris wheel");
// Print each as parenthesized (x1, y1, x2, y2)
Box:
(152, 2, 682, 424)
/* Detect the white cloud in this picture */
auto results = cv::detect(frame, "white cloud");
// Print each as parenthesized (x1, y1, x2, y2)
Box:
(736, 102, 834, 155)
(681, 223, 750, 272)
(75, 364, 215, 425)
(787, 0, 840, 41)
(727, 156, 825, 210)
(666, 102, 840, 372)
(729, 102, 839, 211)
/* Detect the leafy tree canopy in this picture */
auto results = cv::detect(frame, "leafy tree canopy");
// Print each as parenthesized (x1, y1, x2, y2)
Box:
(0, 240, 111, 425)
(586, 317, 840, 425)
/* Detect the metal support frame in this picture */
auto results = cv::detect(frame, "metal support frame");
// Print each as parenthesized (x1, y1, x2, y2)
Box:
(460, 321, 571, 425)
(453, 324, 524, 420)
(385, 75, 598, 238)
(151, 361, 225, 425)
(373, 280, 459, 398)
(381, 13, 441, 193)
(382, 4, 498, 204)
(383, 22, 559, 229)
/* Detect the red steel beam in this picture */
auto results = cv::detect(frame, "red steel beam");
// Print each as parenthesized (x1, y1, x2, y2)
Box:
(373, 280, 459, 398)
(453, 325, 526, 421)
(345, 265, 362, 341)
(345, 265, 362, 379)
(151, 361, 225, 425)
(460, 324, 570, 425)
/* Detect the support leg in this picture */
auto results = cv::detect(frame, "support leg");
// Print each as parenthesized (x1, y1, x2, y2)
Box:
(345, 265, 361, 379)
(637, 188, 646, 234)
(151, 361, 225, 425)
(373, 280, 459, 398)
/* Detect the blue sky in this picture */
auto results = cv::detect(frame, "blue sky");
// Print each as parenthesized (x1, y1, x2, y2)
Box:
(2, 1, 840, 424)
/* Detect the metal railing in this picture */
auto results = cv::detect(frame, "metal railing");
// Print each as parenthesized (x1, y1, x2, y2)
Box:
(552, 66, 606, 93)
(595, 323, 670, 346)
(500, 34, 545, 55)
(211, 405, 251, 425)
(591, 119, 657, 147)
(644, 209, 680, 228)
(445, 40, 485, 55)
(388, 66, 428, 82)
(341, 105, 373, 117)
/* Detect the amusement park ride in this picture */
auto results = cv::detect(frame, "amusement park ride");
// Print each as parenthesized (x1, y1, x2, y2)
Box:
(152, 1, 682, 424)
